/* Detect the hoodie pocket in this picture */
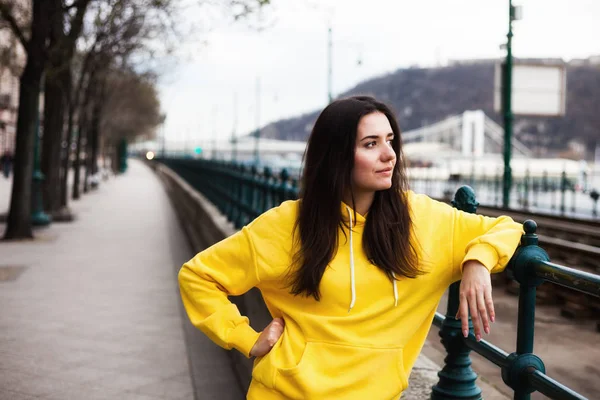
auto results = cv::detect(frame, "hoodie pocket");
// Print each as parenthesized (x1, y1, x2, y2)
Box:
(273, 341, 408, 400)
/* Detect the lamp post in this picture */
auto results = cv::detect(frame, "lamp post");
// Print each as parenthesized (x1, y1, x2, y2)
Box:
(211, 106, 218, 160)
(231, 92, 238, 163)
(502, 0, 522, 209)
(254, 77, 261, 166)
(159, 113, 166, 158)
(31, 73, 51, 226)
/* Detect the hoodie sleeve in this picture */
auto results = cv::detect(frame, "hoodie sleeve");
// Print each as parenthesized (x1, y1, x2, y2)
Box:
(178, 226, 261, 358)
(451, 207, 524, 280)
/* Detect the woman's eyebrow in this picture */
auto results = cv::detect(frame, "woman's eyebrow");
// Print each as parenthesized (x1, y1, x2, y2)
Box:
(359, 132, 394, 141)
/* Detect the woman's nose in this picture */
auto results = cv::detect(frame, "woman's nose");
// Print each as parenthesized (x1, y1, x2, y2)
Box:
(381, 146, 396, 162)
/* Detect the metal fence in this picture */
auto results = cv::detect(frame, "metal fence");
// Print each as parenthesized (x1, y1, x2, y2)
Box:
(158, 157, 600, 400)
(409, 169, 600, 220)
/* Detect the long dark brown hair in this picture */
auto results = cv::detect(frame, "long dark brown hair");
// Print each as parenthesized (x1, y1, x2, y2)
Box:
(289, 96, 421, 300)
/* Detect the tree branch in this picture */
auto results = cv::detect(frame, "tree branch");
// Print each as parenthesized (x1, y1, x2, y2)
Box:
(63, 0, 86, 12)
(66, 0, 92, 44)
(0, 3, 28, 51)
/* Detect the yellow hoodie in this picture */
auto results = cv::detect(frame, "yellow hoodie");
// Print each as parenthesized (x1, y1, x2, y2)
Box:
(179, 192, 523, 400)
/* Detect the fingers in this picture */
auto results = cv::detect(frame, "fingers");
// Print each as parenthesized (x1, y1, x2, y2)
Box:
(485, 286, 495, 323)
(476, 290, 490, 337)
(458, 292, 470, 338)
(266, 318, 285, 347)
(251, 318, 286, 357)
(468, 289, 481, 340)
(457, 290, 495, 342)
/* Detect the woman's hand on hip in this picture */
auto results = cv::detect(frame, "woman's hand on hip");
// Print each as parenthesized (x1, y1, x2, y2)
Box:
(457, 261, 494, 342)
(250, 317, 285, 357)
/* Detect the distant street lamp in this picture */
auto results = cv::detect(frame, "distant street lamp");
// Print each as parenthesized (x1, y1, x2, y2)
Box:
(502, 0, 522, 208)
(231, 92, 238, 162)
(254, 77, 261, 166)
(159, 113, 166, 158)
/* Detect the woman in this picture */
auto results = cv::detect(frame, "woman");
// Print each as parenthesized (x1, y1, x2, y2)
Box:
(179, 96, 523, 399)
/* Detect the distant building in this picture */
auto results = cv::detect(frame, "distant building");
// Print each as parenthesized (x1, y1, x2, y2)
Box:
(0, 0, 28, 155)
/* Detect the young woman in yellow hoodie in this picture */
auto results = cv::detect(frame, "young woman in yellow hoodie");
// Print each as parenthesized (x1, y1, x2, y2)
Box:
(179, 96, 523, 399)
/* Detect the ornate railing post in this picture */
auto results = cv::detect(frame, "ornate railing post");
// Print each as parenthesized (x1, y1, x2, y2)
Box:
(432, 186, 482, 400)
(235, 164, 246, 228)
(249, 165, 259, 218)
(278, 168, 291, 204)
(590, 189, 599, 217)
(502, 220, 549, 399)
(570, 180, 576, 213)
(523, 168, 530, 210)
(262, 166, 272, 214)
(224, 161, 235, 221)
(560, 169, 567, 215)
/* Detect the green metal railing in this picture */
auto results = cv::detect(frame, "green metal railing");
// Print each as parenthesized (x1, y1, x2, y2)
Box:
(409, 168, 599, 219)
(432, 186, 599, 400)
(159, 158, 600, 400)
(161, 158, 299, 228)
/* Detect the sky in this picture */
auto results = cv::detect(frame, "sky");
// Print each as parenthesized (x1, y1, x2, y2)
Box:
(157, 0, 600, 149)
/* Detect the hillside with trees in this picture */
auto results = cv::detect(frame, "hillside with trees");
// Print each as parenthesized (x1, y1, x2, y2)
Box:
(259, 59, 600, 159)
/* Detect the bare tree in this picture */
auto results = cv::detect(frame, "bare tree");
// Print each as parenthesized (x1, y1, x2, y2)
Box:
(2, 0, 271, 238)
(41, 0, 92, 220)
(70, 0, 154, 199)
(0, 0, 61, 239)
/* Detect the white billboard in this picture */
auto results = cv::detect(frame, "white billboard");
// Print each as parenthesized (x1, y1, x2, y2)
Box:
(494, 62, 567, 117)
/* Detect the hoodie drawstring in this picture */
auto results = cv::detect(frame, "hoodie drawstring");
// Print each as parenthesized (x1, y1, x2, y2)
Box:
(392, 273, 399, 307)
(345, 206, 398, 311)
(346, 207, 356, 312)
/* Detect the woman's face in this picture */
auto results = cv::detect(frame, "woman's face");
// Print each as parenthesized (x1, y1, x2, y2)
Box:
(351, 112, 397, 194)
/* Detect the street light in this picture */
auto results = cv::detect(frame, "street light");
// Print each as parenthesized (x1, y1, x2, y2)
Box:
(254, 77, 261, 166)
(231, 92, 238, 162)
(502, 1, 523, 209)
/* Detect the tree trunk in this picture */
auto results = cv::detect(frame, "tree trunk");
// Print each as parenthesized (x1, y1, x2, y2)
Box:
(41, 68, 67, 213)
(89, 90, 102, 188)
(4, 65, 42, 239)
(59, 67, 73, 210)
(111, 142, 119, 174)
(83, 136, 91, 193)
(72, 115, 86, 200)
(73, 69, 96, 200)
(44, 0, 90, 214)
(3, 0, 55, 240)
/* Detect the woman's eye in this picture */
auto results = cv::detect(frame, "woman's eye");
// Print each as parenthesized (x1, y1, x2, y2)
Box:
(366, 141, 376, 148)
(387, 140, 393, 145)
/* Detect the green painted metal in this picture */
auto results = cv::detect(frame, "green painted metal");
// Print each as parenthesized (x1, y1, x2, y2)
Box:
(432, 185, 482, 400)
(523, 168, 530, 210)
(560, 169, 567, 215)
(504, 220, 548, 399)
(532, 260, 600, 297)
(502, 0, 515, 209)
(118, 138, 128, 173)
(590, 189, 599, 217)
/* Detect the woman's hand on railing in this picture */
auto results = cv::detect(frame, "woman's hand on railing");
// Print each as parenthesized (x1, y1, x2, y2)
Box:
(250, 317, 285, 357)
(456, 261, 494, 342)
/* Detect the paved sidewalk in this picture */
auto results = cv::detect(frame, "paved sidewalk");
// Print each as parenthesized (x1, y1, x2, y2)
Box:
(0, 160, 241, 399)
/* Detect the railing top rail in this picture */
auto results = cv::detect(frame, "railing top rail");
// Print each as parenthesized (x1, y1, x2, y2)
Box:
(532, 259, 600, 297)
(528, 369, 587, 400)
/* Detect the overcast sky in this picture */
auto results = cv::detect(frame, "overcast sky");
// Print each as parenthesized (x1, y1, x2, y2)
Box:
(157, 0, 600, 148)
